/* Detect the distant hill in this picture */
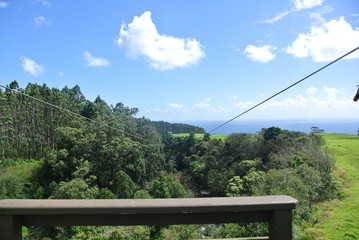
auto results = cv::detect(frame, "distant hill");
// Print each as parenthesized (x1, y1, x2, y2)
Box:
(150, 121, 206, 134)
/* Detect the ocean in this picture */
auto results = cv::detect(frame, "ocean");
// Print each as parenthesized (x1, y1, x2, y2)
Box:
(182, 119, 359, 135)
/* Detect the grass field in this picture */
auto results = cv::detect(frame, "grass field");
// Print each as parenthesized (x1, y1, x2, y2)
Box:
(172, 133, 228, 140)
(307, 134, 359, 239)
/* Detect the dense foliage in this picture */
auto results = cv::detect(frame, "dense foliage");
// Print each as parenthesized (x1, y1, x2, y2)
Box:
(0, 81, 340, 239)
(150, 121, 205, 134)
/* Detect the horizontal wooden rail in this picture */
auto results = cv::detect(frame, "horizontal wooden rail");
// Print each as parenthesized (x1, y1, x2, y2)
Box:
(0, 195, 297, 240)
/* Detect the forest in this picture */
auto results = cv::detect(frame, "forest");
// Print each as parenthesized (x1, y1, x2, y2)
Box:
(149, 121, 205, 134)
(0, 81, 342, 239)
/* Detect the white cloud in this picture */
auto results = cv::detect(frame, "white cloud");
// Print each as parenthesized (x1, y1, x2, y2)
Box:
(20, 57, 45, 76)
(263, 11, 290, 24)
(244, 45, 277, 63)
(233, 101, 255, 109)
(195, 98, 212, 110)
(83, 51, 110, 67)
(116, 11, 205, 70)
(144, 86, 359, 120)
(147, 99, 212, 116)
(0, 1, 9, 8)
(263, 0, 323, 24)
(309, 5, 333, 23)
(229, 95, 240, 100)
(145, 103, 191, 116)
(254, 87, 355, 116)
(323, 86, 340, 100)
(285, 17, 359, 62)
(34, 16, 51, 27)
(266, 95, 308, 108)
(167, 103, 191, 113)
(306, 86, 318, 95)
(292, 0, 324, 10)
(168, 103, 185, 109)
(36, 0, 51, 7)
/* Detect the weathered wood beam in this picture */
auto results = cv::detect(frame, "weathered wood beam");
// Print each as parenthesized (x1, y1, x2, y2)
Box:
(0, 195, 297, 240)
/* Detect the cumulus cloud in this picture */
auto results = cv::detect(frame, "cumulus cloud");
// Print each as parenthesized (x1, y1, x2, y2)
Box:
(306, 86, 318, 95)
(34, 16, 51, 27)
(116, 11, 205, 70)
(323, 86, 340, 100)
(285, 17, 359, 62)
(0, 1, 9, 8)
(20, 57, 45, 76)
(145, 86, 358, 120)
(251, 86, 355, 117)
(234, 86, 356, 118)
(243, 45, 277, 63)
(83, 51, 110, 67)
(292, 0, 324, 10)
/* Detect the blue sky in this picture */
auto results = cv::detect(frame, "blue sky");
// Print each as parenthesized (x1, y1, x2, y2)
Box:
(1, 0, 359, 122)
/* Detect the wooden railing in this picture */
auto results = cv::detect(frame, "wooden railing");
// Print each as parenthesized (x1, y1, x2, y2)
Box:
(0, 195, 297, 240)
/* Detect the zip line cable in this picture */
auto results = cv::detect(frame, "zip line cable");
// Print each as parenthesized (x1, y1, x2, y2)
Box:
(0, 84, 145, 141)
(209, 45, 359, 133)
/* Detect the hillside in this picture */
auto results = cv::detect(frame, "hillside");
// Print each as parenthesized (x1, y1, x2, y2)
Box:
(306, 134, 359, 239)
(0, 81, 352, 239)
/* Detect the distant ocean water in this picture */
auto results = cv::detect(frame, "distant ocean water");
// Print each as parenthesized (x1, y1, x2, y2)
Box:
(181, 119, 359, 135)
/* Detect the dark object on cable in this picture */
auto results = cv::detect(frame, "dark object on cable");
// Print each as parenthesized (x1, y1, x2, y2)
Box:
(354, 85, 359, 102)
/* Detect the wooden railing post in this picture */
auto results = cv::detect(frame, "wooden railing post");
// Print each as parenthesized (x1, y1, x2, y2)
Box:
(0, 215, 22, 240)
(268, 209, 293, 240)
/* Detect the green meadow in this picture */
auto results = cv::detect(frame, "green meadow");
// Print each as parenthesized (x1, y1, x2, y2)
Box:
(172, 133, 228, 140)
(305, 134, 359, 239)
